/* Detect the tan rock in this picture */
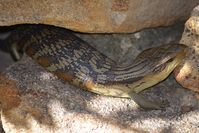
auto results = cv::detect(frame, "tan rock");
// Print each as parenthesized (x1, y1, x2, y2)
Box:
(0, 0, 198, 33)
(0, 74, 21, 111)
(174, 6, 199, 92)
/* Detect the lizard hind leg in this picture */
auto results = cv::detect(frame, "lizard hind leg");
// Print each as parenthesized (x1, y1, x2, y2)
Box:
(128, 91, 169, 110)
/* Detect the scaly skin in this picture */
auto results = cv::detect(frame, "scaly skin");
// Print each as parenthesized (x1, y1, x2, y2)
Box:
(6, 24, 188, 109)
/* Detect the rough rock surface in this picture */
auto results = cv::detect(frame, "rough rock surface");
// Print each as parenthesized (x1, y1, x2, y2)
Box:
(0, 53, 198, 133)
(174, 6, 199, 92)
(0, 0, 199, 33)
(0, 23, 198, 132)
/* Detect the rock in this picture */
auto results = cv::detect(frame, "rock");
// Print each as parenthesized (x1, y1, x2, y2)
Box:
(0, 0, 198, 33)
(0, 59, 145, 133)
(174, 6, 199, 92)
(0, 51, 198, 132)
(76, 22, 184, 64)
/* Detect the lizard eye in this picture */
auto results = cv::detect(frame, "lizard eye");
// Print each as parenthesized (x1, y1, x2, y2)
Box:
(166, 58, 174, 63)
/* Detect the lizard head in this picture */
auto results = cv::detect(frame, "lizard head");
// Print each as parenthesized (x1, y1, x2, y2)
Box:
(131, 43, 188, 93)
(135, 43, 188, 74)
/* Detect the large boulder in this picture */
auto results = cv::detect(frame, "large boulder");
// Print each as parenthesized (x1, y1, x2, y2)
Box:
(0, 0, 198, 33)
